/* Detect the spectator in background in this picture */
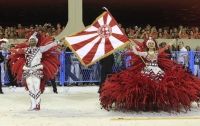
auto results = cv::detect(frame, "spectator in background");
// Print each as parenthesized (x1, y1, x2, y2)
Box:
(9, 27, 16, 38)
(158, 28, 163, 38)
(4, 28, 9, 38)
(49, 78, 58, 94)
(171, 28, 179, 39)
(56, 23, 62, 35)
(185, 45, 192, 70)
(140, 30, 149, 39)
(177, 41, 188, 68)
(0, 43, 4, 94)
(63, 47, 79, 85)
(185, 45, 191, 51)
(163, 29, 170, 39)
(189, 30, 195, 39)
(194, 46, 200, 76)
(0, 33, 3, 40)
(16, 24, 25, 38)
(99, 54, 114, 93)
(170, 44, 178, 61)
(194, 27, 200, 39)
(69, 54, 80, 85)
(159, 42, 170, 54)
(125, 28, 130, 36)
(113, 51, 123, 71)
(118, 24, 126, 34)
(150, 26, 158, 39)
(89, 62, 101, 85)
(128, 27, 135, 38)
(0, 51, 4, 94)
(179, 27, 189, 39)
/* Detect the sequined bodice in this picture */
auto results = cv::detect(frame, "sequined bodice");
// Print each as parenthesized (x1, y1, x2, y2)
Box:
(25, 47, 42, 67)
(145, 51, 158, 66)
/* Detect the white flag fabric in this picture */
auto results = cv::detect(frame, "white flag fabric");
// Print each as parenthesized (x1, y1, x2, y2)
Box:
(65, 11, 129, 66)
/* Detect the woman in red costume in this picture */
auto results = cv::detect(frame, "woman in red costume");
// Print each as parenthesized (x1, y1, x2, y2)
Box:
(100, 37, 200, 112)
(9, 32, 60, 111)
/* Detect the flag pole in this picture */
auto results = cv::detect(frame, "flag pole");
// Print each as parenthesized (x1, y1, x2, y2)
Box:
(102, 7, 109, 11)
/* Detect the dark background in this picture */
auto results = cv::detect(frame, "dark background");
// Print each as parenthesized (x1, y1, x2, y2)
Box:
(0, 0, 200, 27)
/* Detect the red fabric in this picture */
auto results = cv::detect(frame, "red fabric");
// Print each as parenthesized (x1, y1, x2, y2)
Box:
(99, 42, 200, 112)
(65, 11, 129, 66)
(9, 34, 60, 93)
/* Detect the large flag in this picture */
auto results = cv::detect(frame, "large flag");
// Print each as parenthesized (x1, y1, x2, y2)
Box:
(65, 11, 129, 66)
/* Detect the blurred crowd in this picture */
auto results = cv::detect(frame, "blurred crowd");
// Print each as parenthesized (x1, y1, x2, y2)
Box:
(119, 24, 200, 39)
(1, 23, 200, 39)
(0, 23, 64, 39)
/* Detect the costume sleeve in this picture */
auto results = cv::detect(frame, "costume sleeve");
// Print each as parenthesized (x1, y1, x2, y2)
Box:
(40, 41, 57, 53)
(132, 46, 147, 57)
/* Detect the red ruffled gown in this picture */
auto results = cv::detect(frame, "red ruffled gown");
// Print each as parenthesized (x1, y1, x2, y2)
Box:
(100, 43, 200, 112)
(9, 34, 60, 93)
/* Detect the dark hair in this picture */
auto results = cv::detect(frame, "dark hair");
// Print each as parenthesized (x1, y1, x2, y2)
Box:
(185, 46, 191, 51)
(143, 38, 159, 51)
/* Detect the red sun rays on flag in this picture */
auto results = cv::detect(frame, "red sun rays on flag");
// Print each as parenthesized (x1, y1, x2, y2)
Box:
(65, 11, 129, 66)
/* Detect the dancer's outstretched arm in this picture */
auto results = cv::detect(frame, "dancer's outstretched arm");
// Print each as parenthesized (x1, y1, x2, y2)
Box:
(40, 41, 58, 53)
(132, 46, 147, 57)
(130, 39, 147, 57)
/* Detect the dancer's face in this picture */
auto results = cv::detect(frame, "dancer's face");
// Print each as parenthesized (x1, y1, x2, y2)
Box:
(147, 41, 155, 49)
(29, 38, 37, 47)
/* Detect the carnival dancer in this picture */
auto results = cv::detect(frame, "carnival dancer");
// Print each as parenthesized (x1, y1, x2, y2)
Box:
(9, 32, 60, 111)
(99, 37, 200, 112)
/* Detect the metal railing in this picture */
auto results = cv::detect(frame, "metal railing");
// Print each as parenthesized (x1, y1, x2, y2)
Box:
(1, 51, 200, 86)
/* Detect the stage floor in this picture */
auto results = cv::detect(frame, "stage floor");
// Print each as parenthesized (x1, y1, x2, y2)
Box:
(0, 86, 199, 126)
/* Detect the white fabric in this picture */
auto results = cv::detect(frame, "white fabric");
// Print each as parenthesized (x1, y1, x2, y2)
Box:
(23, 41, 57, 69)
(26, 75, 41, 109)
(194, 65, 199, 76)
(64, 12, 128, 66)
(31, 49, 42, 67)
(92, 38, 105, 62)
(111, 25, 123, 35)
(109, 36, 124, 49)
(76, 36, 101, 59)
(144, 66, 164, 75)
(132, 46, 147, 57)
(177, 47, 188, 65)
(66, 33, 98, 45)
(40, 41, 57, 53)
(0, 38, 9, 43)
(69, 54, 80, 83)
(23, 42, 57, 110)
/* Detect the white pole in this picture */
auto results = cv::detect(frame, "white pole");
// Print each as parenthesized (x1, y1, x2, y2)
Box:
(56, 0, 85, 40)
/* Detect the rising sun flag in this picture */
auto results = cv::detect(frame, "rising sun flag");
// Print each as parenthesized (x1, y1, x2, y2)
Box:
(65, 10, 130, 66)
